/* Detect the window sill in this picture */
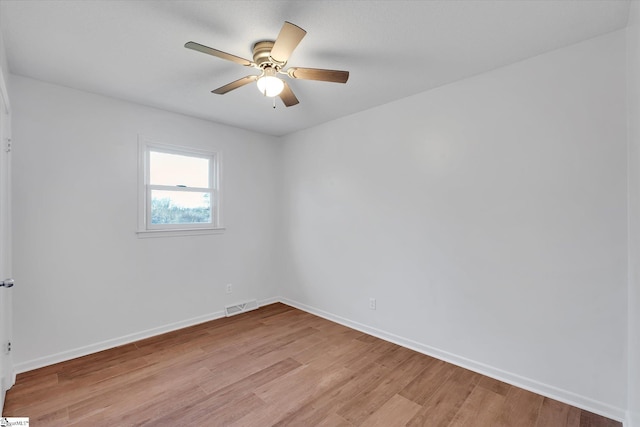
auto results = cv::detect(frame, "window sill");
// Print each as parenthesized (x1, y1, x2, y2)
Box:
(136, 227, 226, 238)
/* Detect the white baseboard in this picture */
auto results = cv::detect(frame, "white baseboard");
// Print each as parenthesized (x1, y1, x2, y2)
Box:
(14, 297, 278, 374)
(278, 297, 627, 425)
(627, 410, 640, 427)
(258, 296, 279, 307)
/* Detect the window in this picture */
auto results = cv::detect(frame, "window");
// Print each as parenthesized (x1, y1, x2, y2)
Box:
(138, 136, 223, 236)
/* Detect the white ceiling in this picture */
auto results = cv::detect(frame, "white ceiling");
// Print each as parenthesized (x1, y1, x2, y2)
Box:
(0, 0, 631, 136)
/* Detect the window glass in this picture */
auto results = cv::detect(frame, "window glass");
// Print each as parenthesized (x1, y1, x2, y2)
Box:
(150, 151, 210, 188)
(150, 190, 211, 224)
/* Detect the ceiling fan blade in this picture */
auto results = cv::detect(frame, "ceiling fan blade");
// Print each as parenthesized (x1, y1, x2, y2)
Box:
(212, 75, 258, 94)
(279, 81, 299, 107)
(185, 41, 254, 67)
(269, 22, 307, 64)
(287, 67, 349, 83)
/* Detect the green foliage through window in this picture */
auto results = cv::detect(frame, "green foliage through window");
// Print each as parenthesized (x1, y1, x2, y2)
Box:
(151, 197, 211, 224)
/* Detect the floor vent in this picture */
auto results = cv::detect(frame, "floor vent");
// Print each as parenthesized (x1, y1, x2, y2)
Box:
(224, 299, 259, 317)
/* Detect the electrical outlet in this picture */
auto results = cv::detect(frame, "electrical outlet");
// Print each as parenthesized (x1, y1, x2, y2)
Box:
(226, 284, 233, 294)
(369, 298, 376, 310)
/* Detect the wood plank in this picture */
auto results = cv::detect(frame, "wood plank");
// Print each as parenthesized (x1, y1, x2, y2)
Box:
(274, 362, 391, 426)
(360, 393, 422, 427)
(494, 386, 544, 427)
(302, 336, 371, 371)
(252, 364, 351, 405)
(204, 358, 302, 399)
(145, 391, 266, 427)
(247, 326, 320, 358)
(249, 330, 327, 367)
(67, 380, 207, 427)
(375, 345, 426, 370)
(342, 338, 399, 371)
(535, 397, 581, 427)
(406, 366, 481, 427)
(313, 412, 352, 427)
(196, 352, 286, 395)
(477, 375, 512, 396)
(448, 383, 505, 426)
(30, 407, 69, 427)
(232, 364, 354, 426)
(399, 358, 455, 405)
(58, 356, 150, 388)
(580, 410, 623, 427)
(336, 352, 431, 425)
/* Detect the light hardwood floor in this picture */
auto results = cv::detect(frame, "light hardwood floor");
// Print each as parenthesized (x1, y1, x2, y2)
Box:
(3, 303, 621, 426)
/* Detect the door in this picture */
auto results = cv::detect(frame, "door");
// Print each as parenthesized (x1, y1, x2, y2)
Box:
(0, 87, 13, 413)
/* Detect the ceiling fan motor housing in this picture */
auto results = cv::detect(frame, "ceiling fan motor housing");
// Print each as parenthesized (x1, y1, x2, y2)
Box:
(253, 41, 283, 69)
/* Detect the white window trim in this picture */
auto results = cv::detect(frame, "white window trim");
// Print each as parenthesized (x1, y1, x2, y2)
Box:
(137, 135, 224, 238)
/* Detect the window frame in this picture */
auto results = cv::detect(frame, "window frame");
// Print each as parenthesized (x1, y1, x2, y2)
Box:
(137, 136, 224, 237)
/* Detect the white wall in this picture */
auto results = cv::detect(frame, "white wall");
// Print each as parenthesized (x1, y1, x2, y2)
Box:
(627, 2, 640, 425)
(280, 30, 628, 418)
(0, 25, 8, 102)
(10, 75, 282, 371)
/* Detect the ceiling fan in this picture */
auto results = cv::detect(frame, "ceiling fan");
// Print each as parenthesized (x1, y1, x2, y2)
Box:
(185, 21, 349, 107)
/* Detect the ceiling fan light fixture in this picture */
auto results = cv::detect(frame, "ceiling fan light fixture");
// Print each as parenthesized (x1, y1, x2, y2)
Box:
(256, 67, 284, 97)
(186, 21, 348, 107)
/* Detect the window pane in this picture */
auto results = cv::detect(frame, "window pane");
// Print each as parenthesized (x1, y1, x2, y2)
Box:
(150, 151, 210, 188)
(151, 190, 212, 224)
